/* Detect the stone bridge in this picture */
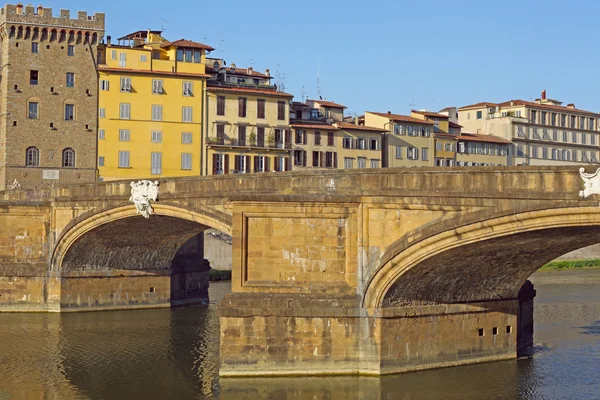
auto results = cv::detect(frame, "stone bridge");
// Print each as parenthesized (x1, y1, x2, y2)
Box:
(0, 166, 599, 377)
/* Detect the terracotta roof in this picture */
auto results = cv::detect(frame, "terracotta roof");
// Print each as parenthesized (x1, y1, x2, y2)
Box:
(449, 121, 462, 128)
(497, 99, 600, 116)
(97, 66, 210, 78)
(106, 44, 152, 51)
(309, 100, 346, 109)
(290, 121, 338, 130)
(457, 102, 498, 111)
(411, 110, 449, 119)
(457, 133, 511, 144)
(434, 132, 457, 139)
(334, 122, 386, 132)
(207, 85, 293, 98)
(367, 111, 435, 125)
(161, 39, 214, 51)
(206, 66, 272, 79)
(117, 30, 163, 41)
(439, 107, 455, 112)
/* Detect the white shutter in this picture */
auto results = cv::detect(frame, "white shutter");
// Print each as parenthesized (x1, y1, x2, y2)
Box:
(182, 107, 192, 122)
(181, 132, 192, 144)
(119, 52, 126, 67)
(119, 103, 130, 119)
(152, 105, 162, 121)
(151, 152, 162, 174)
(98, 129, 105, 140)
(99, 108, 105, 118)
(181, 153, 192, 170)
(119, 129, 130, 141)
(118, 151, 130, 167)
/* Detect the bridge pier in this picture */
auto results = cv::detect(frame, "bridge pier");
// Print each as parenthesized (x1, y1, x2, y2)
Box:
(219, 293, 519, 377)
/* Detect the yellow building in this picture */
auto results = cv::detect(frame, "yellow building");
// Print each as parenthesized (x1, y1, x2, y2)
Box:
(290, 101, 384, 169)
(97, 30, 213, 180)
(203, 60, 293, 174)
(456, 133, 511, 166)
(410, 110, 456, 166)
(364, 111, 434, 167)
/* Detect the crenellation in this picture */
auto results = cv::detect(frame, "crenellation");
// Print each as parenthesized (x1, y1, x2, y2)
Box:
(0, 4, 104, 31)
(59, 9, 69, 19)
(77, 11, 86, 20)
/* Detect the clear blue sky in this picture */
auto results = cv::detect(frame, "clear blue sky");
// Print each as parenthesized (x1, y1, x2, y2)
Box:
(41, 0, 600, 116)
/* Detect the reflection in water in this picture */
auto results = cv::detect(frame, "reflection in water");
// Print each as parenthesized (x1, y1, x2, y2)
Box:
(0, 271, 600, 399)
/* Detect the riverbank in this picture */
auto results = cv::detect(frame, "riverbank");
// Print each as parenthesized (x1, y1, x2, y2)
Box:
(209, 269, 231, 281)
(540, 258, 600, 270)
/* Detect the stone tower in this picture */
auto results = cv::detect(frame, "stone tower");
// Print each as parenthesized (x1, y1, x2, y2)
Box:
(0, 4, 105, 189)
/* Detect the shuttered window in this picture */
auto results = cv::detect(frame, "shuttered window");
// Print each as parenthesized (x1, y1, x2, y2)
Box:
(151, 152, 162, 174)
(119, 129, 130, 141)
(151, 131, 162, 143)
(181, 132, 192, 144)
(181, 153, 192, 170)
(182, 106, 193, 122)
(118, 151, 130, 168)
(119, 103, 130, 119)
(152, 105, 162, 121)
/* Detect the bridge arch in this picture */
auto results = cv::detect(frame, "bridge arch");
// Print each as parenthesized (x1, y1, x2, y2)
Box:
(363, 206, 600, 309)
(51, 202, 232, 272)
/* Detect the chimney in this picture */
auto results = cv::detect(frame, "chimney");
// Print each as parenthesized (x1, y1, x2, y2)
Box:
(265, 68, 270, 77)
(355, 116, 359, 125)
(510, 100, 514, 106)
(542, 89, 546, 100)
(387, 111, 391, 115)
(567, 103, 575, 109)
(106, 35, 111, 45)
(248, 67, 253, 75)
(16, 3, 23, 13)
(37, 4, 44, 15)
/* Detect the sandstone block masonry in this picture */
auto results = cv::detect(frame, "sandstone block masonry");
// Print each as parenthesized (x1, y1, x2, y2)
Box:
(0, 4, 105, 190)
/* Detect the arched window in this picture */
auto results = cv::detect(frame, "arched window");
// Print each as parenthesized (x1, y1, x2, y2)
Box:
(26, 146, 39, 167)
(62, 148, 75, 167)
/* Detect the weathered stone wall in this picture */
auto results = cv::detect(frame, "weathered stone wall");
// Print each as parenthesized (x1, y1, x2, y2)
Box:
(203, 229, 232, 271)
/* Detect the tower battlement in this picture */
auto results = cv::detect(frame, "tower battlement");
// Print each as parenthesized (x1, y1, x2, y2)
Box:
(0, 3, 105, 31)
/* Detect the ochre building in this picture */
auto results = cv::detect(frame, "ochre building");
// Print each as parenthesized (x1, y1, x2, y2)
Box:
(0, 4, 104, 189)
(97, 30, 212, 180)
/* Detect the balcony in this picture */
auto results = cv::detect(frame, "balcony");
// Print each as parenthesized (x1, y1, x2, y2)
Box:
(206, 136, 291, 149)
(207, 80, 277, 91)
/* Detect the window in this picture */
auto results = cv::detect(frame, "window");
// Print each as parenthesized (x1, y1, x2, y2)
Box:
(235, 154, 247, 173)
(530, 110, 537, 123)
(357, 138, 366, 150)
(185, 49, 193, 62)
(395, 146, 402, 159)
(254, 155, 265, 172)
(531, 147, 538, 158)
(571, 115, 576, 128)
(314, 131, 321, 145)
(31, 42, 38, 53)
(312, 151, 319, 167)
(26, 147, 39, 167)
(572, 132, 577, 143)
(344, 158, 353, 169)
(151, 152, 162, 174)
(257, 127, 265, 147)
(394, 125, 404, 135)
(325, 151, 335, 168)
(98, 129, 105, 140)
(181, 153, 192, 170)
(238, 125, 247, 146)
(182, 106, 193, 122)
(99, 108, 105, 119)
(436, 142, 442, 151)
(62, 148, 75, 167)
(152, 105, 162, 121)
(182, 81, 193, 96)
(580, 116, 586, 130)
(217, 96, 225, 116)
(120, 77, 131, 92)
(30, 70, 39, 85)
(119, 103, 130, 119)
(476, 111, 482, 120)
(561, 114, 566, 127)
(98, 156, 105, 167)
(421, 127, 430, 137)
(64, 104, 75, 121)
(370, 159, 380, 168)
(194, 50, 201, 63)
(181, 132, 192, 144)
(327, 131, 335, 146)
(177, 49, 184, 62)
(140, 54, 147, 62)
(100, 80, 109, 91)
(111, 49, 117, 60)
(118, 151, 130, 168)
(591, 119, 596, 131)
(444, 143, 452, 151)
(118, 52, 126, 67)
(541, 112, 547, 125)
(563, 131, 568, 142)
(552, 130, 558, 141)
(369, 139, 378, 151)
(407, 147, 418, 160)
(357, 157, 366, 169)
(582, 133, 587, 145)
(67, 45, 74, 56)
(257, 99, 265, 119)
(277, 101, 285, 120)
(151, 131, 162, 143)
(66, 72, 75, 88)
(28, 102, 39, 119)
(422, 147, 429, 161)
(592, 134, 597, 146)
(343, 137, 352, 149)
(238, 97, 247, 117)
(152, 79, 163, 94)
(119, 129, 130, 141)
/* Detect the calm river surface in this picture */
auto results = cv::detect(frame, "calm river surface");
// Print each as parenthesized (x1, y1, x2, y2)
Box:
(1, 270, 600, 399)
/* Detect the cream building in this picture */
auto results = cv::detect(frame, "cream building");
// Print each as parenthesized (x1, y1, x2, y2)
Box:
(364, 112, 434, 167)
(456, 133, 511, 166)
(458, 91, 600, 166)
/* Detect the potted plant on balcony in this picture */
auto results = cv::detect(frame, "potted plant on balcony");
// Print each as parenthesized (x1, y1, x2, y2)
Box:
(248, 132, 257, 146)
(206, 137, 220, 145)
(267, 132, 275, 147)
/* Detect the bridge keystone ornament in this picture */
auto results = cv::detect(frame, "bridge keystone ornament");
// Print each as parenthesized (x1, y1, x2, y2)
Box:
(129, 180, 159, 218)
(579, 167, 600, 199)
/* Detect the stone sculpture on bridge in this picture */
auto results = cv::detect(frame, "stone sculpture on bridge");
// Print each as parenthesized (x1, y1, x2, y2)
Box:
(129, 180, 160, 218)
(579, 167, 600, 199)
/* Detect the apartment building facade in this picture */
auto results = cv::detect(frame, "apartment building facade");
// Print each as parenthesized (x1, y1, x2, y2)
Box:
(204, 60, 293, 175)
(410, 110, 457, 167)
(456, 133, 511, 166)
(97, 31, 212, 180)
(458, 91, 600, 166)
(0, 4, 105, 189)
(290, 101, 384, 169)
(364, 112, 434, 167)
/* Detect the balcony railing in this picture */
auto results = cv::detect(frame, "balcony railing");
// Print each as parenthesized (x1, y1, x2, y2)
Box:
(207, 80, 277, 91)
(206, 137, 291, 149)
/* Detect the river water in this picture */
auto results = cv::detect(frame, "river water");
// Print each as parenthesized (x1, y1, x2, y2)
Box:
(0, 270, 599, 400)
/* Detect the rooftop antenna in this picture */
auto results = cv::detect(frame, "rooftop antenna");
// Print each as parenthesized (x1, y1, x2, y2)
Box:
(248, 59, 255, 67)
(316, 59, 322, 98)
(159, 18, 168, 32)
(301, 85, 305, 102)
(409, 100, 417, 109)
(274, 63, 286, 92)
